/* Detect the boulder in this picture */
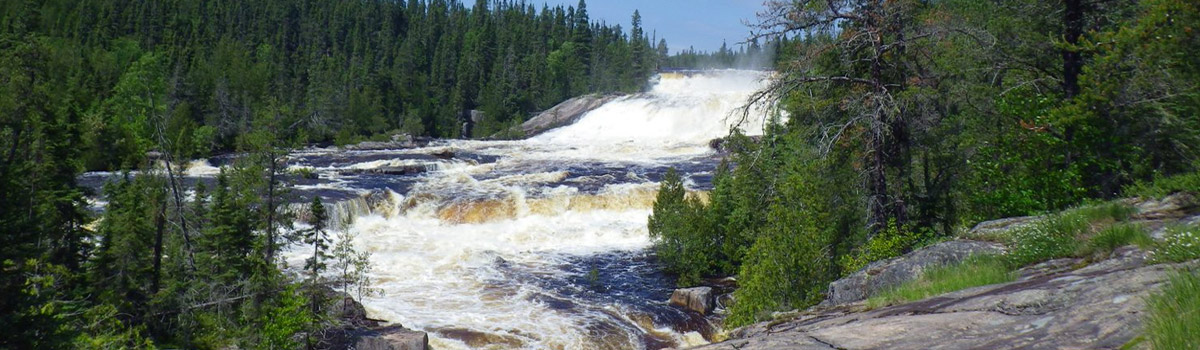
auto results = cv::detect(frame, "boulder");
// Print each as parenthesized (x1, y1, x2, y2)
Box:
(469, 109, 486, 124)
(517, 94, 623, 137)
(962, 216, 1038, 241)
(337, 165, 428, 176)
(353, 325, 429, 350)
(823, 240, 1005, 307)
(670, 287, 715, 315)
(707, 135, 763, 153)
(343, 134, 433, 151)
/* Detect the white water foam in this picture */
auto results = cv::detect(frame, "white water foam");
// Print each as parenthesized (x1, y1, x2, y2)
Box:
(284, 70, 775, 349)
(527, 70, 774, 162)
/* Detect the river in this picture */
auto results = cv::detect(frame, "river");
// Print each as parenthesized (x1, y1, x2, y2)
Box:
(83, 70, 773, 349)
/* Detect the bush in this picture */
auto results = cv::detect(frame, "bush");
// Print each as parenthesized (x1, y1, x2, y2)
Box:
(726, 163, 835, 328)
(1125, 165, 1200, 199)
(1150, 224, 1200, 263)
(962, 91, 1088, 222)
(648, 168, 720, 286)
(1144, 270, 1200, 350)
(839, 220, 934, 274)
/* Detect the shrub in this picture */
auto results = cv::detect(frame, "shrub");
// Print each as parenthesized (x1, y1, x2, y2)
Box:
(648, 168, 720, 286)
(839, 220, 934, 274)
(726, 153, 837, 328)
(1125, 166, 1200, 199)
(1150, 224, 1200, 263)
(867, 254, 1015, 309)
(1144, 270, 1200, 350)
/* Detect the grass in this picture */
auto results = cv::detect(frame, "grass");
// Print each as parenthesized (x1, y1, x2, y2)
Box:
(1079, 222, 1153, 259)
(1069, 200, 1137, 223)
(867, 254, 1016, 309)
(862, 200, 1174, 311)
(1150, 223, 1200, 263)
(1125, 167, 1200, 199)
(1005, 201, 1140, 267)
(1144, 269, 1200, 350)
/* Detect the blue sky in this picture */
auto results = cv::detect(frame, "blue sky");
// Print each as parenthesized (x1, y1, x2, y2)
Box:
(537, 0, 766, 54)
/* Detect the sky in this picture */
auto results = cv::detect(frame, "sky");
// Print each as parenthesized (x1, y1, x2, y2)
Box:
(538, 0, 767, 54)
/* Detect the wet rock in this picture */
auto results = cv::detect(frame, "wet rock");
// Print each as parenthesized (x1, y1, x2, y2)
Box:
(338, 165, 428, 176)
(670, 287, 715, 315)
(692, 247, 1196, 350)
(353, 325, 430, 350)
(343, 134, 433, 151)
(823, 240, 1005, 307)
(430, 149, 455, 159)
(708, 135, 763, 153)
(329, 295, 371, 326)
(435, 327, 525, 348)
(517, 94, 623, 137)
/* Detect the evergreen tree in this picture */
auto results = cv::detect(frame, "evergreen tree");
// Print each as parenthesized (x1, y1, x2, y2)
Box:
(303, 196, 329, 350)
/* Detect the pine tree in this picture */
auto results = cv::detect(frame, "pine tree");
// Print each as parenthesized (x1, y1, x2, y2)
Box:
(303, 196, 330, 350)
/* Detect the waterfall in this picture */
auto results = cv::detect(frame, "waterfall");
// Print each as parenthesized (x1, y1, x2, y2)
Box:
(281, 70, 773, 350)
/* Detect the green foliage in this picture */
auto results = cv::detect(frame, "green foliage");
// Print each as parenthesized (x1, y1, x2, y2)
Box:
(71, 303, 156, 350)
(3, 0, 668, 171)
(332, 228, 376, 303)
(1144, 270, 1200, 350)
(89, 173, 166, 318)
(254, 286, 312, 350)
(867, 254, 1015, 309)
(963, 91, 1088, 222)
(839, 220, 935, 275)
(727, 154, 837, 327)
(1150, 224, 1200, 263)
(648, 168, 718, 286)
(1125, 165, 1200, 199)
(305, 196, 331, 280)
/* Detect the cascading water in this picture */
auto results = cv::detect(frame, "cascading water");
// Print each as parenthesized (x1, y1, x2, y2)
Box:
(280, 70, 773, 350)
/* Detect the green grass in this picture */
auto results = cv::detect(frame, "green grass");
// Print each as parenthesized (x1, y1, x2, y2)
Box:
(1069, 200, 1137, 223)
(1125, 167, 1200, 199)
(1150, 223, 1200, 263)
(1079, 223, 1153, 259)
(1144, 270, 1200, 350)
(1006, 201, 1138, 267)
(867, 254, 1016, 309)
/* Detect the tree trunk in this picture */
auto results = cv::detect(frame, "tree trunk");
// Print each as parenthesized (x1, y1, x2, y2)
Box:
(266, 150, 278, 263)
(152, 200, 166, 293)
(1062, 0, 1083, 98)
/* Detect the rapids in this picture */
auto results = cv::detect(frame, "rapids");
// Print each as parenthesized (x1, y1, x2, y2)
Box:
(79, 70, 775, 349)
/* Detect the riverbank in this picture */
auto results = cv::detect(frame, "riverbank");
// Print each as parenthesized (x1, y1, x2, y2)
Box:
(684, 193, 1200, 349)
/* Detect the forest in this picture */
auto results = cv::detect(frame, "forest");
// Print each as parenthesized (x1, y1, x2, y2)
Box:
(647, 0, 1200, 327)
(0, 0, 674, 171)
